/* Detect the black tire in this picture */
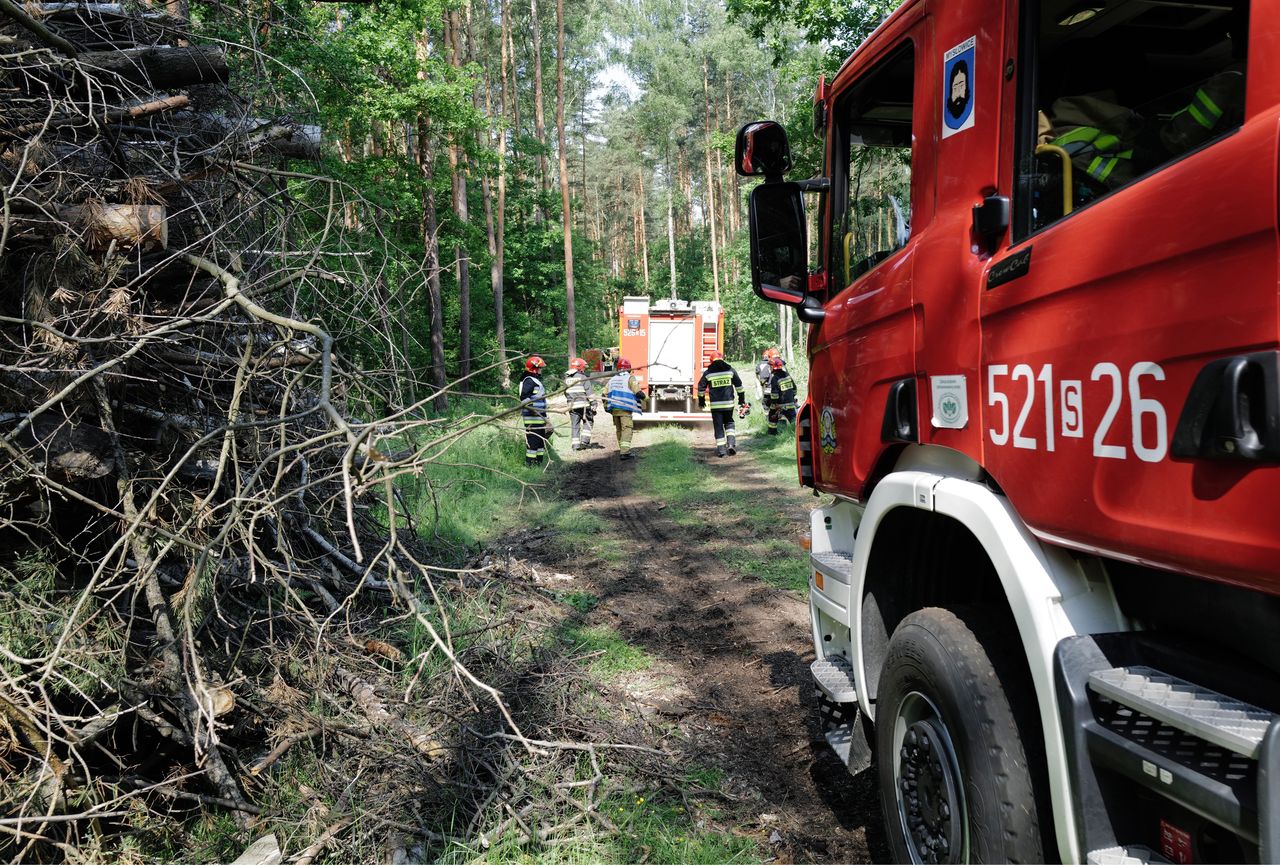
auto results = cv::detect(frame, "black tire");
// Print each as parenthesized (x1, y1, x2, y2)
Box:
(874, 606, 1046, 864)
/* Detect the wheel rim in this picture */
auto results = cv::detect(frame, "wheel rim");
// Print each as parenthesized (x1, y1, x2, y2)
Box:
(892, 691, 966, 864)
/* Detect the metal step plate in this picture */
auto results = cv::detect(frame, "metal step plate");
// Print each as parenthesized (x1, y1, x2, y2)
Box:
(1086, 845, 1171, 865)
(1089, 666, 1275, 759)
(811, 655, 857, 703)
(811, 551, 854, 582)
(825, 721, 872, 773)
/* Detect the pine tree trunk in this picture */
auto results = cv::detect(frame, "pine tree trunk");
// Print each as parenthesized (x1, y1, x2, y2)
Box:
(530, 0, 549, 206)
(555, 0, 576, 357)
(416, 31, 448, 409)
(637, 170, 650, 293)
(506, 17, 521, 162)
(419, 121, 449, 410)
(446, 8, 471, 381)
(488, 0, 510, 388)
(702, 56, 720, 303)
(666, 154, 677, 300)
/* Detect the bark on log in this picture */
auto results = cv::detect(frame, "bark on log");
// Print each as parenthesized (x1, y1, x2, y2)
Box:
(35, 3, 181, 22)
(6, 203, 166, 250)
(78, 46, 228, 89)
(256, 123, 322, 160)
(61, 203, 168, 251)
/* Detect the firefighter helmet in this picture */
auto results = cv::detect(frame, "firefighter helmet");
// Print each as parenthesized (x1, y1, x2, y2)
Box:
(765, 347, 780, 359)
(769, 355, 785, 369)
(617, 358, 633, 371)
(524, 355, 546, 373)
(569, 357, 587, 372)
(708, 350, 724, 362)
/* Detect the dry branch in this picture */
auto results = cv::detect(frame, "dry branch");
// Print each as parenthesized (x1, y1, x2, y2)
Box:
(0, 0, 78, 55)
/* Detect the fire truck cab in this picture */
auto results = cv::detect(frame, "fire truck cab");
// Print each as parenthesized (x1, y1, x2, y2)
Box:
(740, 0, 1280, 861)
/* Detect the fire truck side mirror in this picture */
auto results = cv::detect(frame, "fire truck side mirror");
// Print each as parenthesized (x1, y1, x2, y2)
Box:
(735, 120, 793, 180)
(749, 182, 818, 319)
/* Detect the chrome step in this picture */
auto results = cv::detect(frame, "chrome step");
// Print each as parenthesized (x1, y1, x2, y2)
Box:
(811, 655, 857, 703)
(1086, 845, 1171, 865)
(811, 551, 853, 582)
(1088, 666, 1275, 759)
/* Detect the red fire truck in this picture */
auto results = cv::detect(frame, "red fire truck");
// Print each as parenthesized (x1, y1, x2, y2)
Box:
(618, 295, 725, 423)
(739, 0, 1278, 861)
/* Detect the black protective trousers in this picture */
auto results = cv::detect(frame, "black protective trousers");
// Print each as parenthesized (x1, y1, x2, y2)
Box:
(710, 408, 736, 451)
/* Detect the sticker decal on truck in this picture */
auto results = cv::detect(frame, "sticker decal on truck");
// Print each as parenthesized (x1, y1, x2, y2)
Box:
(931, 375, 969, 428)
(942, 36, 976, 138)
(820, 406, 838, 454)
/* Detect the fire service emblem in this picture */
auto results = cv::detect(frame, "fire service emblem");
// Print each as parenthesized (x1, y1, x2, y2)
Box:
(819, 406, 838, 454)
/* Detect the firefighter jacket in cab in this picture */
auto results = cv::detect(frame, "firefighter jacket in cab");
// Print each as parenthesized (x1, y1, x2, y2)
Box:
(565, 370, 593, 409)
(697, 360, 745, 410)
(520, 374, 547, 421)
(605, 372, 643, 413)
(769, 369, 797, 409)
(1041, 94, 1143, 189)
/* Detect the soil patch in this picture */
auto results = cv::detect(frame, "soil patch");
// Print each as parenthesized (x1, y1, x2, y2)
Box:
(523, 428, 888, 863)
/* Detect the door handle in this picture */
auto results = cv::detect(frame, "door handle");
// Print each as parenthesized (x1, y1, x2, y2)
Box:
(1171, 351, 1280, 461)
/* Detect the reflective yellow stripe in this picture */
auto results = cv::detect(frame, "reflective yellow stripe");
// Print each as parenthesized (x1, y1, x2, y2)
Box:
(1053, 126, 1099, 147)
(1196, 88, 1223, 119)
(1187, 103, 1213, 129)
(1093, 132, 1120, 151)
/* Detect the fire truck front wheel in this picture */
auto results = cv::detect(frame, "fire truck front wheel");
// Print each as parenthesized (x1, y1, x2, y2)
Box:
(875, 606, 1046, 864)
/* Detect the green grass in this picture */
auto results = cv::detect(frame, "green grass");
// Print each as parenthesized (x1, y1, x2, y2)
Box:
(627, 428, 714, 509)
(558, 624, 652, 677)
(431, 791, 761, 865)
(722, 539, 809, 592)
(394, 404, 538, 555)
(629, 427, 811, 594)
(684, 765, 728, 790)
(599, 792, 761, 864)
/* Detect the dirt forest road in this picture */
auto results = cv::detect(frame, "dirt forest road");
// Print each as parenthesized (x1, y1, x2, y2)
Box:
(530, 425, 887, 863)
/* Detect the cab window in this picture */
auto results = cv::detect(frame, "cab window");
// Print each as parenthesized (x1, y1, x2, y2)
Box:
(1016, 0, 1249, 236)
(829, 43, 916, 290)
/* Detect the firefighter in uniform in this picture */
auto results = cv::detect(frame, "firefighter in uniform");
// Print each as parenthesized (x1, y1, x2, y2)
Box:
(605, 358, 645, 460)
(565, 357, 596, 450)
(697, 351, 747, 457)
(755, 348, 777, 401)
(519, 355, 550, 466)
(766, 355, 797, 435)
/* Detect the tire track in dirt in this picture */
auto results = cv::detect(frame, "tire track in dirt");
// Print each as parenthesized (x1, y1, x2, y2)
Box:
(548, 428, 886, 863)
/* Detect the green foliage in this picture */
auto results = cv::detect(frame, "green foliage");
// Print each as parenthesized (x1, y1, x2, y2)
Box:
(0, 550, 124, 697)
(725, 0, 901, 63)
(560, 591, 600, 613)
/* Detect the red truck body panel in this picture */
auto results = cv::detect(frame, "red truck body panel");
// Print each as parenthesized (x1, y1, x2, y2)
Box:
(806, 0, 1280, 592)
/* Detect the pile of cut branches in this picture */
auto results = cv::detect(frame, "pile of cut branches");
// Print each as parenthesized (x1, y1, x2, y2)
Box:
(0, 5, 657, 863)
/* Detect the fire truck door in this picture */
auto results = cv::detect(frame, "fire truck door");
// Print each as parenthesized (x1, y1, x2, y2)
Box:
(811, 35, 923, 496)
(979, 0, 1280, 581)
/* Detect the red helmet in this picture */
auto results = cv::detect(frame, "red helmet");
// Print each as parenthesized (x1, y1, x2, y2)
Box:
(708, 350, 724, 362)
(569, 357, 587, 372)
(764, 347, 780, 359)
(617, 358, 632, 371)
(524, 355, 546, 373)
(769, 355, 785, 369)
